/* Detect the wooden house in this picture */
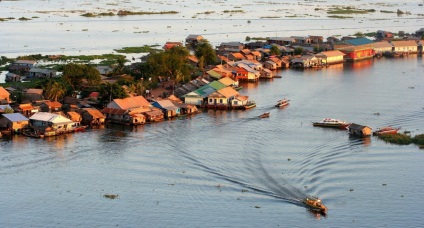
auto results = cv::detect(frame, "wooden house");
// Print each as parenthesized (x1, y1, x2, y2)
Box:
(102, 96, 152, 125)
(290, 36, 312, 44)
(217, 42, 244, 53)
(66, 111, 82, 123)
(316, 50, 345, 65)
(0, 113, 29, 132)
(143, 109, 164, 122)
(269, 57, 283, 69)
(228, 53, 246, 61)
(231, 95, 250, 108)
(260, 68, 273, 79)
(40, 101, 62, 113)
(29, 112, 75, 135)
(28, 68, 57, 79)
(25, 88, 44, 101)
(234, 66, 259, 82)
(267, 37, 295, 46)
(163, 41, 183, 50)
(263, 61, 277, 70)
(80, 108, 106, 126)
(14, 103, 38, 117)
(218, 77, 239, 88)
(207, 86, 239, 109)
(373, 41, 393, 54)
(309, 36, 324, 44)
(391, 40, 418, 54)
(152, 100, 180, 119)
(5, 72, 21, 82)
(348, 123, 372, 138)
(0, 86, 11, 104)
(335, 38, 375, 61)
(185, 34, 204, 48)
(8, 60, 36, 73)
(290, 55, 320, 68)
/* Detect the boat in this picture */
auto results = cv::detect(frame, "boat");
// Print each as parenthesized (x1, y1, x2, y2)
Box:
(73, 125, 88, 132)
(373, 126, 400, 136)
(259, 112, 270, 118)
(22, 128, 45, 138)
(303, 196, 328, 214)
(275, 99, 290, 108)
(312, 118, 351, 129)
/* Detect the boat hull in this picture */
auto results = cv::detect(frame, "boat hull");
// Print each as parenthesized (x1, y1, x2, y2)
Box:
(312, 122, 350, 129)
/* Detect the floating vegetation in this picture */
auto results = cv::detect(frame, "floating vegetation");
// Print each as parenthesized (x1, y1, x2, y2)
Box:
(380, 10, 395, 13)
(328, 15, 353, 19)
(260, 16, 281, 18)
(114, 45, 160, 54)
(377, 133, 412, 145)
(104, 194, 119, 199)
(81, 10, 179, 17)
(328, 7, 375, 14)
(222, 10, 244, 13)
(18, 17, 31, 21)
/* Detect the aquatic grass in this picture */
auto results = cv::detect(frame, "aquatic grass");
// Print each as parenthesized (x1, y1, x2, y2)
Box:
(222, 10, 244, 13)
(18, 17, 31, 21)
(81, 11, 179, 17)
(380, 10, 395, 13)
(328, 15, 353, 19)
(377, 133, 412, 145)
(114, 46, 160, 54)
(328, 7, 375, 14)
(412, 134, 424, 146)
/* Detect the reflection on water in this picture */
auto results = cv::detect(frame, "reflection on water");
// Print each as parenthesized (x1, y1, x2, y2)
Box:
(1, 57, 424, 226)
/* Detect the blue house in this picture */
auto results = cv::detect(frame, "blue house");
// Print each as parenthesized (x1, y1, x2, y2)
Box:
(152, 100, 180, 119)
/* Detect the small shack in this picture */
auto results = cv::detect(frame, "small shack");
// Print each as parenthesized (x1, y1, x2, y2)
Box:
(348, 123, 372, 138)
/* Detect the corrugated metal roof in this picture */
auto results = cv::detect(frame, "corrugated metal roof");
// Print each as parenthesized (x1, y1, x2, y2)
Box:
(83, 108, 106, 119)
(319, 50, 346, 57)
(0, 86, 10, 96)
(110, 96, 151, 109)
(391, 40, 418, 47)
(208, 81, 226, 91)
(155, 100, 178, 110)
(218, 77, 236, 86)
(345, 38, 374, 46)
(217, 87, 238, 98)
(2, 113, 29, 122)
(29, 112, 73, 124)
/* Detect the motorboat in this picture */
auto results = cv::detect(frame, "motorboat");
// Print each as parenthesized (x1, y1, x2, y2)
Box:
(312, 118, 351, 129)
(303, 196, 328, 214)
(373, 126, 400, 136)
(275, 99, 290, 108)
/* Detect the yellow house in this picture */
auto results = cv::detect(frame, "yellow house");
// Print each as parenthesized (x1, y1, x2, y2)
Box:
(0, 86, 11, 104)
(391, 40, 418, 53)
(316, 50, 345, 65)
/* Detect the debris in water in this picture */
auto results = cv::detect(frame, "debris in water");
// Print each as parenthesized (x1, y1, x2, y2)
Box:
(382, 183, 387, 186)
(104, 194, 119, 199)
(349, 189, 354, 191)
(255, 206, 261, 208)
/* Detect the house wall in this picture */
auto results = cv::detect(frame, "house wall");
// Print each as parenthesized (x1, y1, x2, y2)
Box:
(208, 97, 229, 106)
(327, 55, 344, 64)
(184, 97, 203, 105)
(393, 46, 418, 53)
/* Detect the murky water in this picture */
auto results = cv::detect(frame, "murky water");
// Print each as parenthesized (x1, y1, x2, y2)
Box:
(1, 56, 423, 227)
(0, 0, 423, 57)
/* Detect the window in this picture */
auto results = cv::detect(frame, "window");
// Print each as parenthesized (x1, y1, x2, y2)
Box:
(220, 99, 223, 104)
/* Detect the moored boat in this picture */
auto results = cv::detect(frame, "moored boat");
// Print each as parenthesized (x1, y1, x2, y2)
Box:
(312, 118, 351, 129)
(373, 126, 400, 136)
(303, 196, 328, 214)
(275, 99, 290, 108)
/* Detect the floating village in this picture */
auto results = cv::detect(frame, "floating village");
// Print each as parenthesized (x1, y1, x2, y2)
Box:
(1, 28, 424, 145)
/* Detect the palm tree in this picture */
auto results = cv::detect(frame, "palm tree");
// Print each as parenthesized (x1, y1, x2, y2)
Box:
(44, 81, 66, 101)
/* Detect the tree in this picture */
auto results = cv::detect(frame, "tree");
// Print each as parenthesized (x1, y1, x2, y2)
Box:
(63, 63, 101, 92)
(113, 56, 127, 75)
(98, 82, 128, 106)
(146, 46, 192, 84)
(3, 107, 14, 114)
(129, 81, 144, 96)
(44, 80, 66, 101)
(269, 45, 281, 56)
(195, 40, 217, 68)
(294, 47, 303, 55)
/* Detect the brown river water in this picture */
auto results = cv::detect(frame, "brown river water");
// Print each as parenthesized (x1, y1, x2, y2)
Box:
(1, 56, 423, 227)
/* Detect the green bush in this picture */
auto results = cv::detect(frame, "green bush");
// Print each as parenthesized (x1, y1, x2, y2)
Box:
(412, 134, 424, 146)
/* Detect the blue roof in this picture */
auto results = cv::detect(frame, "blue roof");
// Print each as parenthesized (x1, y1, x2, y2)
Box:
(2, 113, 29, 122)
(346, 38, 374, 46)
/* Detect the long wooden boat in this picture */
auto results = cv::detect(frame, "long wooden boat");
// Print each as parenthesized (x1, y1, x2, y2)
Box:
(22, 129, 45, 138)
(373, 126, 400, 136)
(303, 196, 328, 214)
(312, 118, 351, 129)
(259, 112, 270, 118)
